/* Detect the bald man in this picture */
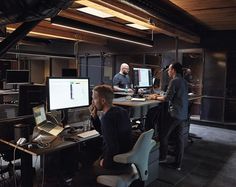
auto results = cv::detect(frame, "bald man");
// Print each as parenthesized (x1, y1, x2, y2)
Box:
(113, 63, 133, 92)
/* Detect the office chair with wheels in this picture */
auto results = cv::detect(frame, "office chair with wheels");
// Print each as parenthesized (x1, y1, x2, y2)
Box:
(97, 129, 156, 187)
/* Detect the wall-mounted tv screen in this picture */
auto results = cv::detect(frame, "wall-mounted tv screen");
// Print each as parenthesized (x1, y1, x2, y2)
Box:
(47, 77, 90, 111)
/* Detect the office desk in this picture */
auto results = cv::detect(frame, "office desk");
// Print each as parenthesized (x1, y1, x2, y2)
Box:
(0, 130, 100, 187)
(113, 97, 162, 131)
(113, 97, 160, 107)
(113, 91, 133, 98)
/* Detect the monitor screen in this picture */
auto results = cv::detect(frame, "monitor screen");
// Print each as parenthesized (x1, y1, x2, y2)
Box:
(62, 68, 77, 77)
(133, 67, 152, 88)
(18, 84, 46, 116)
(47, 77, 90, 111)
(6, 70, 30, 84)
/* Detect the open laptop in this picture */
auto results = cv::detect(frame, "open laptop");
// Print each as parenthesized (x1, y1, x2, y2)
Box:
(33, 104, 64, 136)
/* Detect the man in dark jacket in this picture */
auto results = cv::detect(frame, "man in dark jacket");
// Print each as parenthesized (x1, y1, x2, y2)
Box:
(147, 62, 188, 170)
(90, 84, 132, 174)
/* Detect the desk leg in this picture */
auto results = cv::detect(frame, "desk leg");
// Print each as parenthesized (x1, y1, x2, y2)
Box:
(21, 152, 33, 187)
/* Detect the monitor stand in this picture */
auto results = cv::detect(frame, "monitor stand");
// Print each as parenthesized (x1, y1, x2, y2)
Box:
(12, 84, 18, 91)
(133, 87, 143, 98)
(61, 109, 69, 127)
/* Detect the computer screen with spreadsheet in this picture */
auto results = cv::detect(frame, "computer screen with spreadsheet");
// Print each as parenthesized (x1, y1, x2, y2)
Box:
(47, 77, 90, 111)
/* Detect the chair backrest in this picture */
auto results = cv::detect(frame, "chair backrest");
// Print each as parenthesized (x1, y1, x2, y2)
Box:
(114, 129, 156, 181)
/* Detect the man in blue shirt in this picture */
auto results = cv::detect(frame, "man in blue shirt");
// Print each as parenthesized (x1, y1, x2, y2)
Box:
(148, 62, 188, 170)
(113, 63, 133, 93)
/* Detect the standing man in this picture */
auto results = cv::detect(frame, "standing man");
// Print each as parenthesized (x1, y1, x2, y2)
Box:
(113, 63, 133, 92)
(90, 84, 132, 175)
(148, 62, 188, 170)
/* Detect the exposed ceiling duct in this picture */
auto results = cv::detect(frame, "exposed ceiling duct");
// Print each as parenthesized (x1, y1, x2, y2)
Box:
(0, 0, 73, 26)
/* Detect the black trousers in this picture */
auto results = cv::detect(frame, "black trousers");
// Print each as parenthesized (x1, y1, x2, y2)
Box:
(159, 114, 185, 166)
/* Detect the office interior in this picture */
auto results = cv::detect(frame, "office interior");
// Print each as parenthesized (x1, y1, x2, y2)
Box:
(0, 0, 236, 186)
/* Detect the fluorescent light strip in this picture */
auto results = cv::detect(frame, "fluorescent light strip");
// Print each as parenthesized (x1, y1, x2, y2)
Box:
(52, 23, 153, 47)
(126, 23, 149, 30)
(77, 7, 113, 18)
(7, 27, 78, 41)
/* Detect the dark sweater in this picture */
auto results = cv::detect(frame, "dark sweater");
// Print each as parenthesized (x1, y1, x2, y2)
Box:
(91, 106, 132, 169)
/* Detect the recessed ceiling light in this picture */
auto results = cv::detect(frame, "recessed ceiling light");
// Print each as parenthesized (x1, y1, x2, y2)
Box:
(126, 23, 149, 30)
(77, 7, 113, 18)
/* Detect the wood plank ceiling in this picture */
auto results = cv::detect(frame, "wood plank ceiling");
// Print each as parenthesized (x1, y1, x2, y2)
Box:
(169, 0, 236, 30)
(5, 0, 236, 46)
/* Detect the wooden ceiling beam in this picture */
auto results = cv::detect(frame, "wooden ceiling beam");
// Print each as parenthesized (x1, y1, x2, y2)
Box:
(59, 9, 148, 38)
(74, 0, 200, 43)
(7, 21, 108, 45)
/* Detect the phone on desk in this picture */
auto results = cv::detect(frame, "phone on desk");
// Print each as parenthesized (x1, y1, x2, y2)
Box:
(16, 137, 27, 145)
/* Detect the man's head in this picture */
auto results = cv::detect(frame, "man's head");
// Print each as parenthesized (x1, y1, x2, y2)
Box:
(168, 62, 183, 78)
(120, 63, 129, 75)
(92, 85, 114, 111)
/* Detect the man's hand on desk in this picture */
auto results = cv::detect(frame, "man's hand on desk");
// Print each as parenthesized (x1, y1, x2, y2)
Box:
(127, 88, 134, 93)
(145, 94, 159, 100)
(145, 94, 166, 101)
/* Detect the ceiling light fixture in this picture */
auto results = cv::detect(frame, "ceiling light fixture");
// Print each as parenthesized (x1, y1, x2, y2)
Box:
(77, 7, 113, 18)
(51, 16, 153, 47)
(126, 23, 149, 30)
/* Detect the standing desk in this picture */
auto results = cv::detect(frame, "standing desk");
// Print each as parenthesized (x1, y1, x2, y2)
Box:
(113, 97, 161, 118)
(0, 130, 100, 187)
(113, 97, 162, 131)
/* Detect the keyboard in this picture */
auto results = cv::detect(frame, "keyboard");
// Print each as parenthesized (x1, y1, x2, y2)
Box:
(77, 130, 99, 138)
(40, 122, 56, 132)
(131, 98, 146, 102)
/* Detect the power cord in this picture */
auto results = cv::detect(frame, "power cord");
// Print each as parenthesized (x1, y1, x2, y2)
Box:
(48, 112, 60, 125)
(41, 154, 45, 187)
(13, 145, 18, 187)
(13, 141, 31, 187)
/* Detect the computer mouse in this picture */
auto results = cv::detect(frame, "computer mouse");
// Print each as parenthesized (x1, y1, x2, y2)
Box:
(64, 125, 71, 129)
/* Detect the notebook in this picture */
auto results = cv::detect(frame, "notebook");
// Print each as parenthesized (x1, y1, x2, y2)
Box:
(33, 105, 64, 136)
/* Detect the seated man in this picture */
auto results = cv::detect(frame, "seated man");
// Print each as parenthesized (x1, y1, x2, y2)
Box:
(90, 85, 132, 175)
(72, 85, 132, 186)
(113, 63, 133, 93)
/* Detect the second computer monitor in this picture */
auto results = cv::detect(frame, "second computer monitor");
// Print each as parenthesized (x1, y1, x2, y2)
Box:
(62, 68, 77, 77)
(133, 67, 153, 88)
(47, 77, 90, 111)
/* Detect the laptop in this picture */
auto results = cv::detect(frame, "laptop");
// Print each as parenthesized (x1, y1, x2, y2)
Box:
(33, 105, 64, 136)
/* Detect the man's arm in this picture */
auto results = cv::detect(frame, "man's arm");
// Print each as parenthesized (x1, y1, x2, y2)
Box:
(89, 104, 102, 133)
(147, 79, 175, 101)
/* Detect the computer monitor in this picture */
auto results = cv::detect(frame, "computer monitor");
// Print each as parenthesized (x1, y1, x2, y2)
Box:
(18, 84, 47, 116)
(132, 67, 153, 97)
(47, 77, 90, 111)
(62, 68, 77, 77)
(6, 70, 30, 85)
(133, 67, 153, 88)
